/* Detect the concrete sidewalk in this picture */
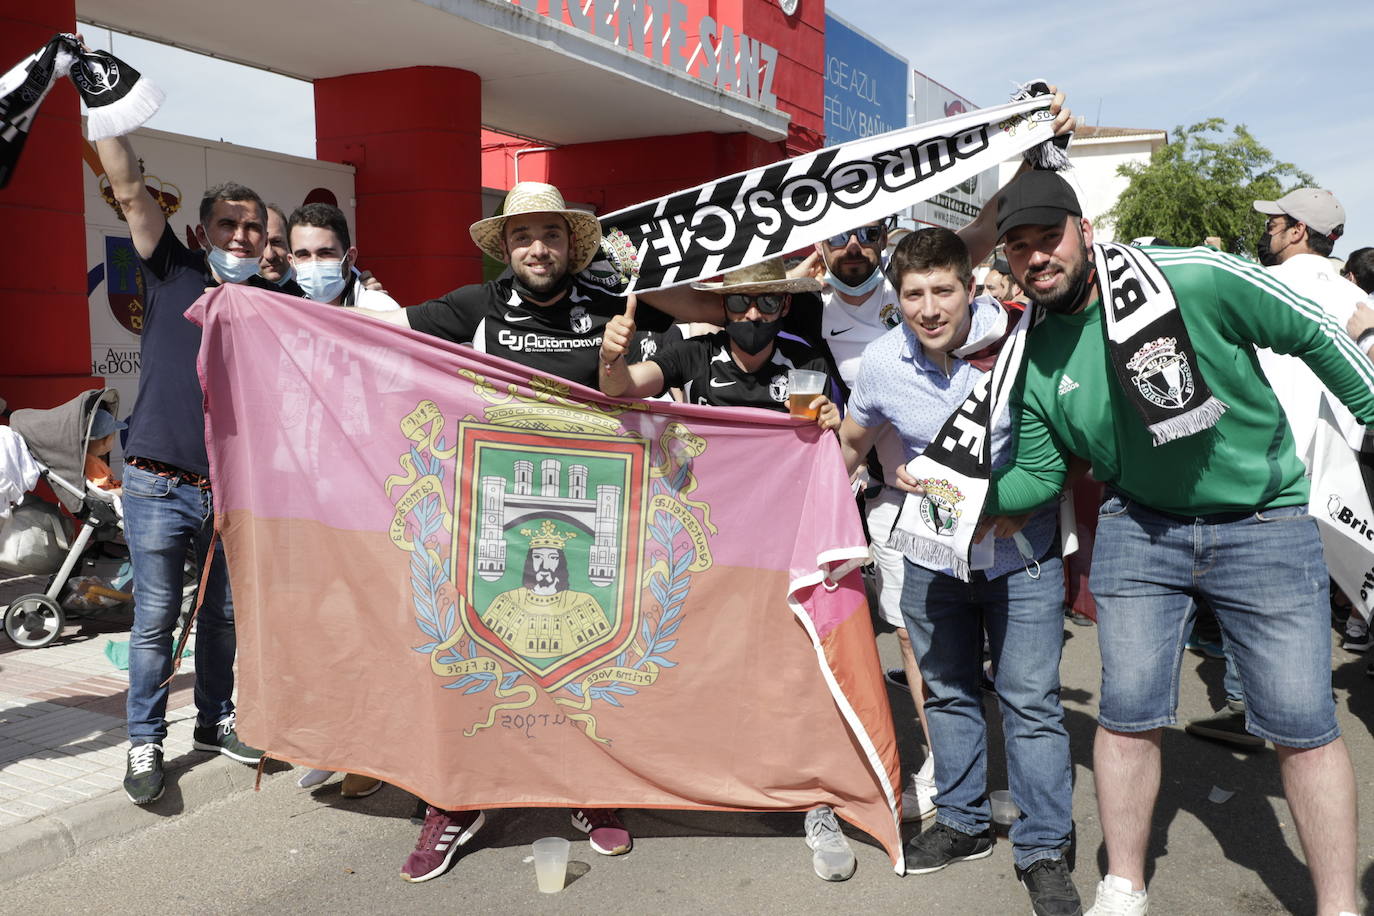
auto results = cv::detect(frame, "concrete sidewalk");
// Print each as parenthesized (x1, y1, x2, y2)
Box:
(0, 573, 282, 883)
(4, 569, 1374, 912)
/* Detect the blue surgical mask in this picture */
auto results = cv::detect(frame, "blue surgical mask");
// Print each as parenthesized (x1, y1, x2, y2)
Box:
(295, 259, 349, 303)
(205, 242, 261, 284)
(822, 250, 886, 298)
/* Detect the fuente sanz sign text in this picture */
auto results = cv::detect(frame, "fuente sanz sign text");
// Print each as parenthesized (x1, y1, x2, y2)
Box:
(502, 0, 780, 108)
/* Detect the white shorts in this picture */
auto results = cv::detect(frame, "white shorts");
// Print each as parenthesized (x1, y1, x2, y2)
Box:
(865, 488, 907, 628)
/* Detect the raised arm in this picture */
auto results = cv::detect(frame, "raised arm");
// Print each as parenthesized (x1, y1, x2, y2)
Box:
(958, 85, 1074, 265)
(638, 284, 726, 324)
(94, 135, 166, 259)
(598, 294, 667, 398)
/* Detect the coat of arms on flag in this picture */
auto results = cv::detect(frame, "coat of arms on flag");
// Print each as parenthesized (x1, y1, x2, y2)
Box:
(387, 381, 715, 744)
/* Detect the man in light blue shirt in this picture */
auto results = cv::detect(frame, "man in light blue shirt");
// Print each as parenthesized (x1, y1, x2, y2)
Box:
(839, 228, 1078, 916)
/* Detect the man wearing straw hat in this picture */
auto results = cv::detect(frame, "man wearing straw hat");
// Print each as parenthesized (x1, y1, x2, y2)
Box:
(357, 181, 711, 390)
(598, 259, 837, 425)
(600, 257, 856, 882)
(358, 181, 716, 883)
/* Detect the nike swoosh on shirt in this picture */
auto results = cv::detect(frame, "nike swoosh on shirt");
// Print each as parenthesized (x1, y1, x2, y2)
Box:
(504, 312, 534, 322)
(709, 378, 735, 388)
(829, 327, 853, 336)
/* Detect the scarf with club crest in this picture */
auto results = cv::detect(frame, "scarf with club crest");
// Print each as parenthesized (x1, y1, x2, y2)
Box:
(888, 242, 1227, 581)
(0, 34, 163, 188)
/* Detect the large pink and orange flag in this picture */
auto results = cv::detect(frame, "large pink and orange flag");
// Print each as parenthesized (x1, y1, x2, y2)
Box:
(190, 285, 903, 870)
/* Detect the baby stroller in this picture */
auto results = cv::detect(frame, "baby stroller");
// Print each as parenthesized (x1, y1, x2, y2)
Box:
(0, 389, 130, 648)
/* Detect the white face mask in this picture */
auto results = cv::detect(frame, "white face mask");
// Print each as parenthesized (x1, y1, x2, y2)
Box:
(295, 259, 349, 303)
(204, 240, 261, 284)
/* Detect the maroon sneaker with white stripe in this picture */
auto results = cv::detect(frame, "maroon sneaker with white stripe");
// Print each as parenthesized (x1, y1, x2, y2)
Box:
(401, 807, 486, 882)
(571, 808, 633, 855)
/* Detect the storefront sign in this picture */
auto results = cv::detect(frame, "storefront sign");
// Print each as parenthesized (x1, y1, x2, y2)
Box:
(822, 14, 907, 144)
(909, 71, 996, 230)
(503, 0, 780, 107)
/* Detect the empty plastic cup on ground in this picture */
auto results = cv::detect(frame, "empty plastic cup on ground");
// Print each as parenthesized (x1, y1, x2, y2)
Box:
(989, 790, 1020, 826)
(532, 836, 570, 893)
(787, 369, 827, 419)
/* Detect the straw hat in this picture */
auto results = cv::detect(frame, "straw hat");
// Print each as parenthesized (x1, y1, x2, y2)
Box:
(469, 182, 603, 272)
(690, 258, 823, 295)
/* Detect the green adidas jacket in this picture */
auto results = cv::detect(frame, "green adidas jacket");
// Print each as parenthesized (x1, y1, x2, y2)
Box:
(988, 246, 1374, 516)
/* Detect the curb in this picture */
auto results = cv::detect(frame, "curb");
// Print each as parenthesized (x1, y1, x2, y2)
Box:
(0, 751, 289, 885)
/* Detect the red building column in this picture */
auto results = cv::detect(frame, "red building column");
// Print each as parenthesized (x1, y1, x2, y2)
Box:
(1, 0, 99, 411)
(314, 67, 483, 307)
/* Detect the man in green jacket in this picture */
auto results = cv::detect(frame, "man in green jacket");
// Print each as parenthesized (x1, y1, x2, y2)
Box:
(903, 170, 1371, 916)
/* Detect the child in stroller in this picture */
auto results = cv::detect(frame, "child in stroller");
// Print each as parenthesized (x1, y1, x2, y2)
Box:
(0, 389, 133, 648)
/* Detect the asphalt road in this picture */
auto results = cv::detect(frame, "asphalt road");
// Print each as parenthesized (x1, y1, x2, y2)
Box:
(4, 622, 1373, 916)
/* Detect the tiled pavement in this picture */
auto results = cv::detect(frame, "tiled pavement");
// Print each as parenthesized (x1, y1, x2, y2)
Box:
(0, 573, 283, 881)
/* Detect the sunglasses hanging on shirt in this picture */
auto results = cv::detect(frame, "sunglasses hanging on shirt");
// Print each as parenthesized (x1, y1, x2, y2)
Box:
(724, 293, 787, 315)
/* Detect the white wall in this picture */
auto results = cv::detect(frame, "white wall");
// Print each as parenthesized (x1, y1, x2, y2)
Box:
(997, 135, 1164, 244)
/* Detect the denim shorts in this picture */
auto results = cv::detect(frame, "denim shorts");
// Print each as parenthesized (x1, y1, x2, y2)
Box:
(1090, 493, 1338, 748)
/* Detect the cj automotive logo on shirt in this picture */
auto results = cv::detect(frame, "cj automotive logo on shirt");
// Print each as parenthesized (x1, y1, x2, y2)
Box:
(497, 329, 602, 352)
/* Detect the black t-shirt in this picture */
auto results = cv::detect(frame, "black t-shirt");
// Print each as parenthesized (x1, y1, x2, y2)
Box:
(406, 276, 670, 389)
(123, 224, 282, 476)
(648, 331, 830, 412)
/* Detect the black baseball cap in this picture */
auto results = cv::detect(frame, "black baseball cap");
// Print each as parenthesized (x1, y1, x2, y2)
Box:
(995, 171, 1082, 240)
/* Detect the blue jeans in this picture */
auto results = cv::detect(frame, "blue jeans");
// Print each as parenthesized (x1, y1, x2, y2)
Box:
(123, 464, 237, 745)
(900, 555, 1072, 868)
(1092, 494, 1338, 748)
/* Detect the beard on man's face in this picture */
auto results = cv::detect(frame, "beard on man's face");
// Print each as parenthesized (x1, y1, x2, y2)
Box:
(1019, 246, 1093, 315)
(514, 261, 569, 295)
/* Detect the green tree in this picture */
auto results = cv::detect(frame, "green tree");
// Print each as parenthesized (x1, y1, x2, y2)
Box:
(1102, 119, 1315, 256)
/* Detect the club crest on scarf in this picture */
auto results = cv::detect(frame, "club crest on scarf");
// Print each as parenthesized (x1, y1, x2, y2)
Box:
(386, 376, 715, 744)
(918, 479, 965, 537)
(1125, 337, 1195, 410)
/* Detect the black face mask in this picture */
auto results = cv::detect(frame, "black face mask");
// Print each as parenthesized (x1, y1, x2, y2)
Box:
(725, 318, 782, 355)
(512, 270, 572, 303)
(1256, 231, 1283, 267)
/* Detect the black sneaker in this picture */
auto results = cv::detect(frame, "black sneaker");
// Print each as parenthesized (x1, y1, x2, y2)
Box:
(124, 743, 164, 804)
(1017, 856, 1083, 916)
(904, 821, 993, 874)
(192, 713, 263, 764)
(1184, 707, 1265, 750)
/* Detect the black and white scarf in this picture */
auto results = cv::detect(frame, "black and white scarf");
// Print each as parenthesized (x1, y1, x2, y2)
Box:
(889, 243, 1228, 580)
(888, 301, 1035, 581)
(1097, 242, 1227, 445)
(0, 34, 163, 188)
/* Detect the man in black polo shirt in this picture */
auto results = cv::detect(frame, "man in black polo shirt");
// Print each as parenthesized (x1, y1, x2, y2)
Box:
(357, 181, 725, 883)
(599, 260, 851, 883)
(355, 182, 715, 389)
(94, 133, 284, 805)
(599, 259, 837, 427)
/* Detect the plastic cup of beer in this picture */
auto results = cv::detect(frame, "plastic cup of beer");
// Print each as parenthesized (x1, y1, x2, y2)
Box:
(532, 836, 570, 893)
(788, 369, 827, 420)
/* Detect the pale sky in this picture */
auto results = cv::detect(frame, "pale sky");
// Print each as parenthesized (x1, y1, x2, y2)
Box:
(82, 1, 1372, 259)
(838, 0, 1373, 259)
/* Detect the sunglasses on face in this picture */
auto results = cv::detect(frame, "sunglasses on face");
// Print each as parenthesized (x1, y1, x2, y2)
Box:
(724, 293, 786, 315)
(825, 225, 887, 247)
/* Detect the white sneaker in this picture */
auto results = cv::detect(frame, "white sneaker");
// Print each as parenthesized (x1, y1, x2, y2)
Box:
(1085, 874, 1148, 915)
(901, 771, 937, 821)
(804, 806, 856, 881)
